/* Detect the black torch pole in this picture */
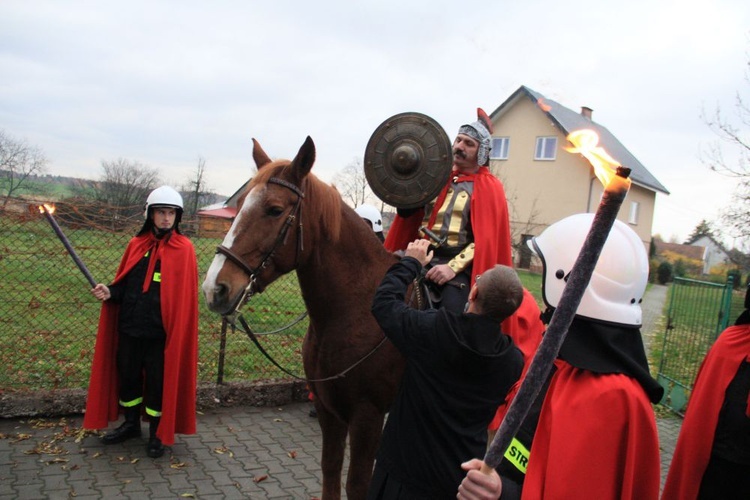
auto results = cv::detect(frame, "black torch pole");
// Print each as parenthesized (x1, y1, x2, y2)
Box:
(482, 166, 632, 473)
(40, 206, 98, 288)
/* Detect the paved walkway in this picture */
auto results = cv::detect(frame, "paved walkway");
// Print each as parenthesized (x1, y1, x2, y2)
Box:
(0, 285, 680, 499)
(641, 284, 683, 492)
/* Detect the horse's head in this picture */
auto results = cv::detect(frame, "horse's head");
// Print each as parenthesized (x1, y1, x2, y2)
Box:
(202, 136, 319, 316)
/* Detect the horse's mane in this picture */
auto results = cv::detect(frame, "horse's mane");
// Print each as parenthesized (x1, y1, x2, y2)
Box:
(248, 160, 343, 243)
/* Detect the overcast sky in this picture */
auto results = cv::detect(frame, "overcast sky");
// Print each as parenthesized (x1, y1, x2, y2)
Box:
(2, 0, 748, 245)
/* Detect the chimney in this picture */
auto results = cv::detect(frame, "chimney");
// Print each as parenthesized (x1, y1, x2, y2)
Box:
(581, 106, 593, 120)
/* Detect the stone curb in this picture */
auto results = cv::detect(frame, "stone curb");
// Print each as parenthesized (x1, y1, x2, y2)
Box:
(0, 379, 310, 418)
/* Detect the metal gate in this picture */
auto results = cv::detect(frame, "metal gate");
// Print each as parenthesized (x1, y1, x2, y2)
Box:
(657, 277, 735, 415)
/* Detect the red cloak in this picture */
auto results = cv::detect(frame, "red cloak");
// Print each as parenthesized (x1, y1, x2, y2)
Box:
(522, 360, 661, 500)
(384, 166, 512, 286)
(488, 289, 544, 431)
(83, 232, 199, 446)
(662, 324, 750, 500)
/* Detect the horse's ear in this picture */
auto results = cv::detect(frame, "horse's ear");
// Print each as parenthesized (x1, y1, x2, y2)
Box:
(290, 136, 316, 183)
(252, 138, 273, 169)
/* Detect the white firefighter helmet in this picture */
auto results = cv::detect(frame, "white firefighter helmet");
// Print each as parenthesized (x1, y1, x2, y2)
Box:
(528, 213, 649, 326)
(144, 186, 183, 217)
(355, 204, 383, 232)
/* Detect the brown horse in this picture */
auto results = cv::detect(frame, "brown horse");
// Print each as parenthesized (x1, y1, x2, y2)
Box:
(202, 136, 404, 499)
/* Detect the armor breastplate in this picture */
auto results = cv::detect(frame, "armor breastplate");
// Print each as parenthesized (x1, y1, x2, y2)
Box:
(425, 178, 474, 250)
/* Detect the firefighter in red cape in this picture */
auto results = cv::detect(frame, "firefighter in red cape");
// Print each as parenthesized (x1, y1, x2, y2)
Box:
(84, 186, 199, 458)
(458, 214, 664, 500)
(662, 284, 750, 499)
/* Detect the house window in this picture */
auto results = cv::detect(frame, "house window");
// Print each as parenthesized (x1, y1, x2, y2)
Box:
(490, 137, 510, 160)
(628, 201, 640, 225)
(535, 137, 557, 160)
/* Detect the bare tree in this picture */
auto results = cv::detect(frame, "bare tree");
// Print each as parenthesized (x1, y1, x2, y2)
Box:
(332, 158, 374, 207)
(0, 129, 48, 208)
(701, 50, 750, 239)
(181, 156, 218, 218)
(98, 158, 159, 227)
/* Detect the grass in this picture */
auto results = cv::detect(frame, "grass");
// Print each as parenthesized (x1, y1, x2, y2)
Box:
(517, 269, 544, 309)
(0, 215, 308, 391)
(2, 210, 737, 398)
(650, 278, 743, 414)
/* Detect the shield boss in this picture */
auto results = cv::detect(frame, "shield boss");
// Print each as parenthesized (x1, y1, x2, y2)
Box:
(364, 112, 452, 209)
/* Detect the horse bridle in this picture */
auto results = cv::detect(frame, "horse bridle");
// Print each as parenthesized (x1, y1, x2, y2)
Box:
(215, 177, 305, 317)
(213, 176, 392, 383)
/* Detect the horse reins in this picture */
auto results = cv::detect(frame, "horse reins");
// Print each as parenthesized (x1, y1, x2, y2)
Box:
(215, 176, 389, 383)
(235, 314, 389, 382)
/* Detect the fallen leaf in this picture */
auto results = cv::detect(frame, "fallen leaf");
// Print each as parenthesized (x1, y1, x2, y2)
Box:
(253, 474, 268, 483)
(287, 451, 298, 459)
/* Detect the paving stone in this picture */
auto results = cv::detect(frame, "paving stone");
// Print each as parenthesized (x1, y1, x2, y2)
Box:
(0, 285, 683, 499)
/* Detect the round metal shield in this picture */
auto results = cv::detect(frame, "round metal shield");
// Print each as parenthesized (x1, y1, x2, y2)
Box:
(364, 112, 453, 209)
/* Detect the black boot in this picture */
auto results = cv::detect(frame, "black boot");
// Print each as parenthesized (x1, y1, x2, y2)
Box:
(102, 406, 142, 444)
(146, 417, 164, 458)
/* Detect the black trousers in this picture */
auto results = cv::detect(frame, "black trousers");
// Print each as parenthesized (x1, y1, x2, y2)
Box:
(425, 267, 471, 314)
(116, 334, 165, 414)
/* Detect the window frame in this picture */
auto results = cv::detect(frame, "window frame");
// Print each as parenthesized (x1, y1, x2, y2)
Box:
(534, 136, 558, 160)
(628, 201, 640, 225)
(490, 137, 510, 160)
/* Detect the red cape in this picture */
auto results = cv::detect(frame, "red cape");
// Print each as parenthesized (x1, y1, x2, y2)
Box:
(662, 324, 750, 500)
(384, 166, 512, 287)
(522, 360, 660, 500)
(83, 232, 199, 446)
(488, 289, 544, 430)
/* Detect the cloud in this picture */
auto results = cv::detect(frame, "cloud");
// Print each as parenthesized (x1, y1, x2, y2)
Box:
(1, 0, 749, 244)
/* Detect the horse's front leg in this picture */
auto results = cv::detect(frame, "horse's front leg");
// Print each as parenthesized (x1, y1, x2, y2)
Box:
(317, 406, 348, 500)
(345, 407, 386, 500)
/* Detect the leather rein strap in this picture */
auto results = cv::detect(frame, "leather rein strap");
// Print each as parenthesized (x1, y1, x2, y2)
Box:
(235, 314, 388, 383)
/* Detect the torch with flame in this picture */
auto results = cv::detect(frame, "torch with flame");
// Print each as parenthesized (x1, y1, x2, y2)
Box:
(481, 129, 631, 473)
(39, 203, 98, 288)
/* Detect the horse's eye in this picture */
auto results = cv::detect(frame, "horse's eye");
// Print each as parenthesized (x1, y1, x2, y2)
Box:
(266, 206, 284, 217)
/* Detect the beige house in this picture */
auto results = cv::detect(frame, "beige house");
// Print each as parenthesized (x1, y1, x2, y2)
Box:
(487, 85, 669, 268)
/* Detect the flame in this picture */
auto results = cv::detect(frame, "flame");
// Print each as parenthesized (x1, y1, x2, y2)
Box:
(38, 203, 56, 215)
(537, 98, 552, 112)
(564, 129, 621, 186)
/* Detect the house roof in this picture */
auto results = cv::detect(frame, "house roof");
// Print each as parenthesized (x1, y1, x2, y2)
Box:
(197, 179, 250, 220)
(686, 233, 727, 251)
(490, 86, 669, 195)
(653, 239, 706, 261)
(197, 207, 237, 219)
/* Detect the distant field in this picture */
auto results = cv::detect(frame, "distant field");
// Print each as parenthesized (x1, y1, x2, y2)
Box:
(1, 176, 97, 200)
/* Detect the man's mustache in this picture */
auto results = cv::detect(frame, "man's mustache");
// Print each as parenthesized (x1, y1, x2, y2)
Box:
(453, 148, 466, 159)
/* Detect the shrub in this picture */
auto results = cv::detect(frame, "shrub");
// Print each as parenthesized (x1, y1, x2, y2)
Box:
(657, 261, 673, 284)
(727, 268, 742, 289)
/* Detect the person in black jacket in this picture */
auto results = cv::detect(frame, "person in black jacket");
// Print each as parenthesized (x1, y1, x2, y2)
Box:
(367, 239, 524, 500)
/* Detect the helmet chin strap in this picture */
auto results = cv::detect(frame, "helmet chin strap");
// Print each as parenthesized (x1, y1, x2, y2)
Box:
(153, 226, 173, 238)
